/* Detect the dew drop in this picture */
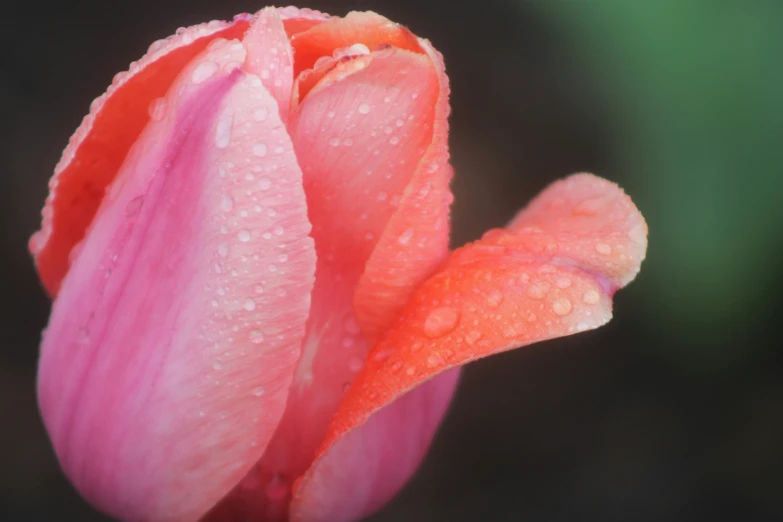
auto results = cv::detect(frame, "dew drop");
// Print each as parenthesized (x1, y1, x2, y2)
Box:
(244, 298, 256, 311)
(253, 107, 268, 121)
(254, 284, 264, 294)
(427, 352, 444, 367)
(390, 360, 403, 373)
(191, 61, 217, 83)
(274, 226, 284, 236)
(583, 289, 600, 305)
(556, 277, 572, 289)
(215, 109, 233, 148)
(252, 386, 265, 396)
(390, 136, 400, 145)
(253, 143, 268, 157)
(358, 103, 371, 114)
(552, 297, 573, 316)
(526, 281, 550, 299)
(213, 360, 223, 370)
(220, 194, 234, 212)
(148, 97, 167, 121)
(465, 330, 482, 346)
(348, 356, 363, 373)
(258, 176, 272, 190)
(329, 137, 340, 147)
(628, 224, 646, 244)
(218, 242, 229, 258)
(595, 243, 612, 255)
(486, 289, 504, 308)
(377, 191, 388, 201)
(398, 227, 415, 245)
(238, 229, 251, 242)
(423, 307, 460, 338)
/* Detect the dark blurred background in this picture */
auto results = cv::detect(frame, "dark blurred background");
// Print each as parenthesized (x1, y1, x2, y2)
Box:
(2, 0, 782, 521)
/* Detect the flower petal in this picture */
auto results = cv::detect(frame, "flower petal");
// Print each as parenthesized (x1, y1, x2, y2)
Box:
(291, 173, 648, 522)
(278, 6, 330, 37)
(290, 11, 423, 76)
(242, 7, 294, 123)
(206, 45, 443, 520)
(353, 38, 454, 344)
(37, 41, 315, 522)
(28, 17, 251, 297)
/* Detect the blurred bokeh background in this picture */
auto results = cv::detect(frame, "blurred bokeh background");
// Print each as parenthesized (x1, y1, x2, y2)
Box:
(2, 0, 781, 520)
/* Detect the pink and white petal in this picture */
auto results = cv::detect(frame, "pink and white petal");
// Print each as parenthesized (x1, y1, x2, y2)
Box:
(37, 41, 315, 522)
(242, 7, 295, 123)
(291, 174, 648, 522)
(224, 47, 441, 514)
(29, 16, 251, 296)
(353, 38, 454, 344)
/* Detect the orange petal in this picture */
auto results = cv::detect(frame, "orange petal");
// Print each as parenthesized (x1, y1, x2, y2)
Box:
(28, 17, 250, 296)
(291, 173, 648, 521)
(290, 11, 423, 76)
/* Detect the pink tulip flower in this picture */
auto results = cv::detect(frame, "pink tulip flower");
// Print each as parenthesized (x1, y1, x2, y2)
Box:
(29, 6, 648, 522)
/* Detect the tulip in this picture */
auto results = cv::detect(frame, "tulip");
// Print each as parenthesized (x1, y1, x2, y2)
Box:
(29, 6, 648, 522)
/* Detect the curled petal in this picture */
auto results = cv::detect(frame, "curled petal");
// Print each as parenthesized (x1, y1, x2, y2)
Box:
(37, 41, 315, 522)
(292, 173, 648, 522)
(29, 17, 250, 296)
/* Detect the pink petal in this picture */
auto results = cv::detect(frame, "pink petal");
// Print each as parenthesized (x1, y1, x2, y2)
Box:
(28, 17, 251, 296)
(37, 40, 315, 522)
(353, 38, 454, 344)
(289, 11, 423, 76)
(291, 174, 648, 522)
(209, 42, 445, 521)
(242, 8, 295, 123)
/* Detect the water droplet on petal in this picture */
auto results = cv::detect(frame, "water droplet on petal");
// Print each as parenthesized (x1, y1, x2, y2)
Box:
(253, 107, 268, 121)
(258, 176, 272, 190)
(556, 277, 572, 289)
(358, 103, 371, 114)
(527, 281, 550, 299)
(423, 307, 460, 338)
(486, 289, 504, 308)
(215, 109, 233, 148)
(252, 386, 265, 396)
(595, 243, 612, 255)
(427, 352, 444, 367)
(628, 224, 646, 244)
(465, 330, 482, 345)
(213, 360, 223, 370)
(191, 61, 217, 83)
(218, 242, 229, 258)
(244, 298, 256, 311)
(250, 330, 264, 343)
(583, 289, 600, 304)
(148, 97, 167, 121)
(348, 356, 363, 373)
(552, 297, 572, 316)
(398, 227, 414, 245)
(220, 194, 234, 212)
(238, 230, 251, 242)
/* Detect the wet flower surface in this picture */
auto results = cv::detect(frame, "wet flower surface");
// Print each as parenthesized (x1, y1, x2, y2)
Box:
(29, 6, 647, 522)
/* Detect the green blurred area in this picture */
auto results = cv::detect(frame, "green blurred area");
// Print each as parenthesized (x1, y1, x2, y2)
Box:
(531, 0, 783, 369)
